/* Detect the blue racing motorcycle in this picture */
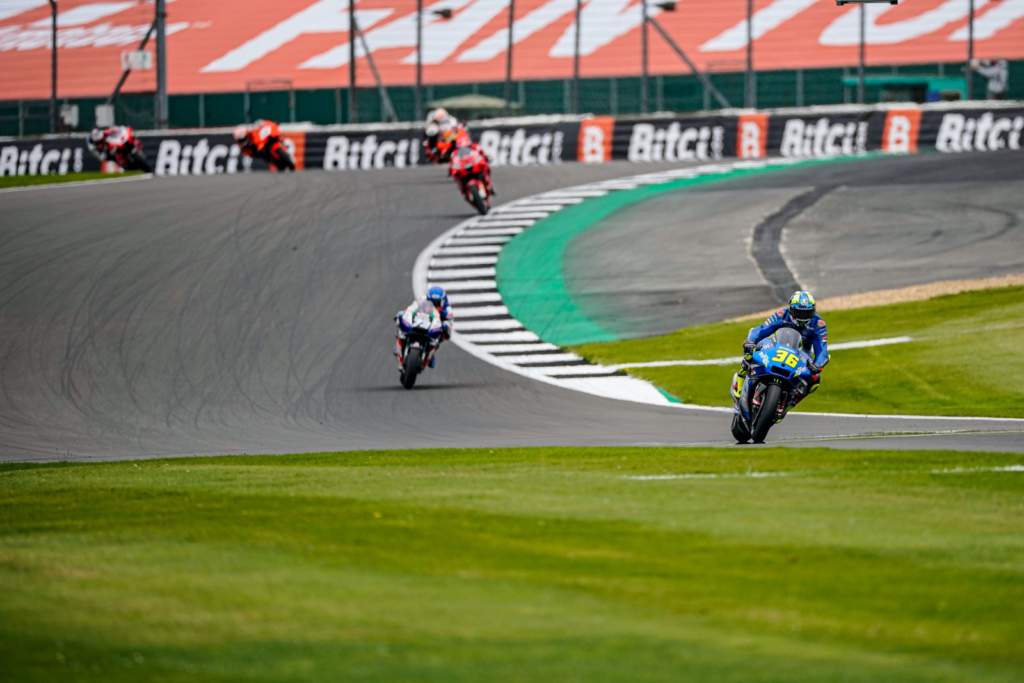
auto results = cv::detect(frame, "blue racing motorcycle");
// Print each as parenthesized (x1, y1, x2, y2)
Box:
(731, 327, 814, 444)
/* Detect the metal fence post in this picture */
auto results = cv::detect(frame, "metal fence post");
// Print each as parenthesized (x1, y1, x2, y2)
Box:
(155, 0, 168, 128)
(641, 0, 649, 113)
(966, 0, 975, 99)
(348, 0, 357, 123)
(573, 0, 581, 113)
(415, 0, 423, 121)
(50, 0, 57, 133)
(745, 0, 755, 108)
(857, 3, 865, 104)
(504, 0, 515, 113)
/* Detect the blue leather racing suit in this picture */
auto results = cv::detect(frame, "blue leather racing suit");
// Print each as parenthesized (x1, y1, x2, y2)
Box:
(433, 295, 453, 339)
(746, 307, 830, 369)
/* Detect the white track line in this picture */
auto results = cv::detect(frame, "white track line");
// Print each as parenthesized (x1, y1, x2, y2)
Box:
(454, 305, 510, 318)
(428, 267, 496, 279)
(610, 336, 916, 370)
(932, 465, 1024, 474)
(448, 292, 503, 304)
(0, 173, 153, 194)
(508, 353, 584, 365)
(623, 471, 791, 481)
(455, 330, 540, 343)
(481, 342, 562, 354)
(456, 319, 523, 331)
(435, 245, 503, 255)
(446, 236, 514, 245)
(430, 280, 497, 291)
(459, 227, 524, 237)
(430, 256, 498, 267)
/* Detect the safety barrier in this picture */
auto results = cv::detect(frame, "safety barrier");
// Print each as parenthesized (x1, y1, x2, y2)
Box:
(1, 101, 1020, 177)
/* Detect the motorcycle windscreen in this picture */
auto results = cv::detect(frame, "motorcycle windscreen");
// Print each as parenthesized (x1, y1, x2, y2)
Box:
(773, 328, 802, 349)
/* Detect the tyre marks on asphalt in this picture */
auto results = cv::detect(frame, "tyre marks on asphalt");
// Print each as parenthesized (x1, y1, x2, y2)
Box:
(750, 184, 835, 300)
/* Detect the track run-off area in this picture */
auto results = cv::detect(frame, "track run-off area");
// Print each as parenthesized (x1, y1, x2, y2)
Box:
(1, 153, 1022, 461)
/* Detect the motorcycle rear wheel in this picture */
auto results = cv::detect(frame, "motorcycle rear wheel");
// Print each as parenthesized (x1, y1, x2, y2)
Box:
(750, 383, 783, 443)
(401, 347, 422, 390)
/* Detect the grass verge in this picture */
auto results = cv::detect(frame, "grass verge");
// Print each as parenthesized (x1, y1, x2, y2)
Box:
(0, 171, 144, 189)
(2, 446, 1024, 682)
(573, 286, 1024, 418)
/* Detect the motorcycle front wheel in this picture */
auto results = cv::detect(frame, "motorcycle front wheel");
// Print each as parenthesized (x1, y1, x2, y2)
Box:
(127, 151, 152, 173)
(469, 185, 489, 215)
(401, 346, 422, 390)
(750, 383, 783, 443)
(271, 146, 296, 171)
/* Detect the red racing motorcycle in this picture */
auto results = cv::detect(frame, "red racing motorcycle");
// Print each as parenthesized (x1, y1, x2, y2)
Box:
(105, 127, 151, 173)
(448, 143, 494, 215)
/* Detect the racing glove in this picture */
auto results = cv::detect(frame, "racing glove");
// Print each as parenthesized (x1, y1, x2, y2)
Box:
(742, 341, 756, 357)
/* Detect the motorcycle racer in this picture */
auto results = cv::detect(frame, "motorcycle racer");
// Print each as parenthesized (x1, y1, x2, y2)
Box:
(426, 285, 454, 339)
(86, 126, 131, 162)
(449, 141, 495, 203)
(394, 286, 453, 369)
(425, 115, 470, 164)
(232, 119, 295, 170)
(730, 290, 829, 406)
(85, 126, 150, 172)
(425, 107, 450, 127)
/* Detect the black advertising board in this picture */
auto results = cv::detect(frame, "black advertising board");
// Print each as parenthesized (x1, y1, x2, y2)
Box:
(303, 119, 580, 171)
(920, 106, 1024, 154)
(609, 115, 735, 163)
(0, 136, 96, 176)
(2, 105, 1020, 177)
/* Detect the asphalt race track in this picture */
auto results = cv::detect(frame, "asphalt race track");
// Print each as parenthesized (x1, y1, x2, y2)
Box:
(1, 156, 1021, 461)
(567, 151, 1024, 337)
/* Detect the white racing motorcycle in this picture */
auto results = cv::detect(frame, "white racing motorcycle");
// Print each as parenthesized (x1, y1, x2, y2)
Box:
(395, 300, 444, 389)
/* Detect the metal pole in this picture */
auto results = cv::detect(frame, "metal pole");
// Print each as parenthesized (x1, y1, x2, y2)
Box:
(648, 16, 730, 109)
(966, 0, 974, 100)
(745, 0, 754, 109)
(573, 0, 581, 113)
(641, 0, 649, 113)
(415, 0, 422, 120)
(353, 15, 398, 122)
(348, 0, 357, 123)
(109, 22, 155, 104)
(155, 0, 167, 128)
(857, 3, 865, 104)
(504, 0, 515, 113)
(49, 0, 57, 133)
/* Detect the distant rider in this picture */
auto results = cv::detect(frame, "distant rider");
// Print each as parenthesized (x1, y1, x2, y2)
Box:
(424, 111, 470, 164)
(730, 290, 829, 406)
(233, 119, 281, 159)
(394, 286, 454, 368)
(86, 126, 131, 162)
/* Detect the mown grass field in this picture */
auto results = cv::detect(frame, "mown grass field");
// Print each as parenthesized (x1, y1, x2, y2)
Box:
(574, 286, 1024, 417)
(0, 171, 144, 189)
(2, 446, 1023, 682)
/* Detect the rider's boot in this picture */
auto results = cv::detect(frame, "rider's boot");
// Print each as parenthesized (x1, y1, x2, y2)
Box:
(429, 354, 437, 369)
